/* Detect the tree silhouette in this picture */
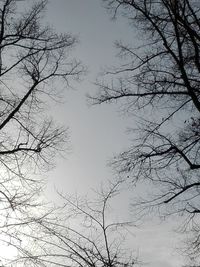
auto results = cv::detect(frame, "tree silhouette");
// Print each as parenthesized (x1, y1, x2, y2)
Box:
(91, 0, 200, 262)
(14, 180, 136, 267)
(0, 0, 83, 265)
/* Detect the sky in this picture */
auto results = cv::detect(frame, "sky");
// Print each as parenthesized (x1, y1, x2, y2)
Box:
(38, 1, 187, 266)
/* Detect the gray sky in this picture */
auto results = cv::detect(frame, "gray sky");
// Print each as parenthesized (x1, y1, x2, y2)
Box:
(43, 1, 185, 266)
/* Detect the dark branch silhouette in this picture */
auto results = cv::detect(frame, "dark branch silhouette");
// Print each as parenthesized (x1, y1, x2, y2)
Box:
(91, 0, 200, 264)
(0, 0, 84, 266)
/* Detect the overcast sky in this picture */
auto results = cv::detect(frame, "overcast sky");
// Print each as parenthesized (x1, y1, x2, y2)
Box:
(41, 1, 186, 266)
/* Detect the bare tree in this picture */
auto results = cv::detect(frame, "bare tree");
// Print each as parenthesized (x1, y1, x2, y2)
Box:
(91, 0, 200, 263)
(10, 180, 137, 267)
(0, 0, 83, 265)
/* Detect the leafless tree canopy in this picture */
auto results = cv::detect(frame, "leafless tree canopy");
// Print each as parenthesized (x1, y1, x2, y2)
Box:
(0, 0, 83, 265)
(15, 181, 136, 267)
(91, 0, 200, 263)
